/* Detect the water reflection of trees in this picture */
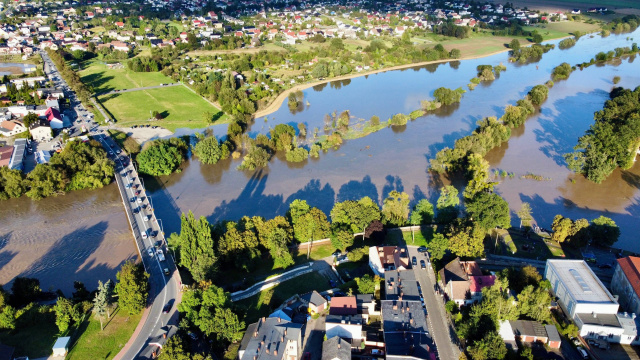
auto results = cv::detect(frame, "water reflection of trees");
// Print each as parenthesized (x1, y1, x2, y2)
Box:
(330, 79, 351, 89)
(449, 61, 461, 70)
(312, 82, 328, 92)
(199, 156, 233, 185)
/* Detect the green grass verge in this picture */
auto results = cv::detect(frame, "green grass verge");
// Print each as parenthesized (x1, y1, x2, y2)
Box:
(401, 227, 435, 247)
(0, 311, 59, 358)
(98, 86, 228, 132)
(66, 308, 142, 360)
(79, 59, 175, 93)
(234, 272, 331, 324)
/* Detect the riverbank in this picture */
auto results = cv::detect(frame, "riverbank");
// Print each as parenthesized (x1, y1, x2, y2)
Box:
(252, 38, 574, 119)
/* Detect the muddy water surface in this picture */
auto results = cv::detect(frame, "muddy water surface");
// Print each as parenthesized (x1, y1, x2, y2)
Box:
(0, 183, 136, 295)
(149, 29, 640, 251)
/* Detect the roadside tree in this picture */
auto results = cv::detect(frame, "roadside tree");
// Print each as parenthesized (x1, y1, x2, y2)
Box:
(115, 261, 149, 315)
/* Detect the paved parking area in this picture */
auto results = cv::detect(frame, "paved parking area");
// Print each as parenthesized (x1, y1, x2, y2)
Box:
(302, 314, 326, 360)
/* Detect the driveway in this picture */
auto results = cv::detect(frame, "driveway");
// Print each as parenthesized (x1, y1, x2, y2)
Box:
(302, 314, 326, 360)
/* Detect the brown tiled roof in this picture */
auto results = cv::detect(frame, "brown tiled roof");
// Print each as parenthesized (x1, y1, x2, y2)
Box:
(0, 145, 13, 167)
(617, 256, 640, 298)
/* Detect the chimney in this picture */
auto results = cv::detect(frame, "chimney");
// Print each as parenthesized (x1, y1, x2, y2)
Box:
(281, 336, 284, 342)
(274, 350, 278, 356)
(266, 348, 270, 354)
(278, 317, 281, 323)
(393, 304, 398, 310)
(284, 329, 287, 336)
(592, 312, 597, 318)
(338, 343, 341, 349)
(254, 331, 258, 338)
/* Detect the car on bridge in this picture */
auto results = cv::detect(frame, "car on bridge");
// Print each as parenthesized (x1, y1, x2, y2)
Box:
(147, 248, 154, 258)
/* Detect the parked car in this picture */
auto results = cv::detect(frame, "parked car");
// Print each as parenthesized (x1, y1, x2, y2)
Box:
(332, 250, 342, 257)
(412, 256, 417, 266)
(147, 248, 154, 257)
(163, 267, 170, 276)
(417, 246, 427, 253)
(420, 260, 426, 269)
(137, 197, 143, 203)
(577, 346, 588, 359)
(188, 332, 198, 341)
(598, 264, 612, 269)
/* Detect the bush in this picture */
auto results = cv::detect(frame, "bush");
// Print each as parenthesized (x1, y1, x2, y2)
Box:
(390, 113, 409, 126)
(558, 37, 577, 50)
(285, 147, 309, 162)
(613, 76, 621, 84)
(551, 62, 573, 80)
(347, 247, 368, 262)
(433, 87, 465, 106)
(528, 85, 549, 105)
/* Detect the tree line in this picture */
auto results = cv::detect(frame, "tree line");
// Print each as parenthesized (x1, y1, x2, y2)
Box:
(47, 49, 95, 113)
(0, 260, 148, 338)
(0, 140, 114, 200)
(565, 86, 640, 183)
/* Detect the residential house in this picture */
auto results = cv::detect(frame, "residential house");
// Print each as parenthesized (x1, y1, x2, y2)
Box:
(330, 296, 357, 316)
(238, 317, 303, 360)
(325, 314, 364, 343)
(0, 120, 26, 136)
(381, 299, 435, 360)
(611, 256, 640, 315)
(45, 107, 63, 129)
(0, 145, 13, 167)
(321, 337, 351, 360)
(369, 246, 410, 277)
(30, 119, 52, 141)
(439, 257, 495, 306)
(110, 41, 130, 52)
(498, 320, 561, 349)
(355, 294, 377, 322)
(45, 98, 60, 111)
(300, 290, 327, 314)
(545, 259, 640, 344)
(384, 269, 421, 301)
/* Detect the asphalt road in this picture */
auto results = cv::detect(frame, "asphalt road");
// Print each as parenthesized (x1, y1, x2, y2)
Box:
(42, 51, 181, 358)
(408, 246, 458, 360)
(93, 133, 181, 359)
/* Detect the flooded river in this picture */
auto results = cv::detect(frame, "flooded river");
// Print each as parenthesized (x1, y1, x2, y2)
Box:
(2, 29, 639, 293)
(0, 184, 136, 295)
(149, 28, 640, 250)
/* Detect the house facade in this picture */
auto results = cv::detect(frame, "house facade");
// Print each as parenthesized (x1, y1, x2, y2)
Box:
(611, 256, 640, 316)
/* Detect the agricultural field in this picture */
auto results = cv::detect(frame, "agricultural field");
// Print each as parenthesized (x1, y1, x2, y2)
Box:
(79, 59, 175, 94)
(98, 85, 227, 132)
(523, 20, 602, 39)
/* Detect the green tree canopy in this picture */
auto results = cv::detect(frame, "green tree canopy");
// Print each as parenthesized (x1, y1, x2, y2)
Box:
(137, 139, 186, 176)
(447, 219, 485, 258)
(115, 261, 149, 315)
(381, 190, 410, 226)
(466, 192, 511, 230)
(427, 232, 449, 261)
(590, 215, 620, 246)
(169, 211, 218, 282)
(331, 196, 381, 234)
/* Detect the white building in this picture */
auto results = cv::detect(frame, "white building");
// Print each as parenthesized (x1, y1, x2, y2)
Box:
(545, 259, 640, 344)
(325, 314, 364, 341)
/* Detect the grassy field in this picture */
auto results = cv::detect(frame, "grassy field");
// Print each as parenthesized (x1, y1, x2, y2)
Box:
(512, 0, 640, 10)
(79, 59, 175, 94)
(98, 85, 227, 132)
(234, 272, 331, 324)
(66, 308, 142, 360)
(523, 21, 602, 39)
(0, 311, 59, 358)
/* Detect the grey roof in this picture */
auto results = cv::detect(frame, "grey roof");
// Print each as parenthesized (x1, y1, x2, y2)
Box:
(322, 337, 351, 360)
(10, 138, 26, 170)
(326, 314, 363, 325)
(301, 290, 326, 307)
(384, 269, 421, 301)
(545, 325, 561, 343)
(381, 300, 433, 359)
(509, 320, 547, 338)
(356, 294, 373, 304)
(239, 318, 303, 360)
(439, 257, 468, 285)
(576, 313, 621, 328)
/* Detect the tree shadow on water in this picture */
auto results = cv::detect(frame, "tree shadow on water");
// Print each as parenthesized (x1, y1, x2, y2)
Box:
(336, 175, 379, 203)
(382, 175, 404, 199)
(534, 90, 609, 167)
(8, 221, 125, 296)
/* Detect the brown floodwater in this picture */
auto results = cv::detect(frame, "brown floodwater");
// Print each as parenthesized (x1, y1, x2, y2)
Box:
(0, 183, 136, 295)
(147, 29, 640, 251)
(2, 30, 640, 293)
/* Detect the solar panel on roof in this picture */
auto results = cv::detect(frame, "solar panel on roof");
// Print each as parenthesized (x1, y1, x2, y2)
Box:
(569, 269, 592, 293)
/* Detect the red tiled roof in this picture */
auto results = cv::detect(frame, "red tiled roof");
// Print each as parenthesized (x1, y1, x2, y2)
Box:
(469, 275, 496, 293)
(617, 256, 640, 298)
(329, 296, 357, 315)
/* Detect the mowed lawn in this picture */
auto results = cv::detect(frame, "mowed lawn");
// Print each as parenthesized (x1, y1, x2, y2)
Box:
(79, 59, 175, 94)
(66, 309, 142, 360)
(523, 21, 602, 39)
(98, 85, 227, 132)
(235, 272, 331, 324)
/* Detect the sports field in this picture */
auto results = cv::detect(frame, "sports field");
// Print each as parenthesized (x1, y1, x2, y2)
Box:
(79, 59, 175, 94)
(98, 85, 227, 132)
